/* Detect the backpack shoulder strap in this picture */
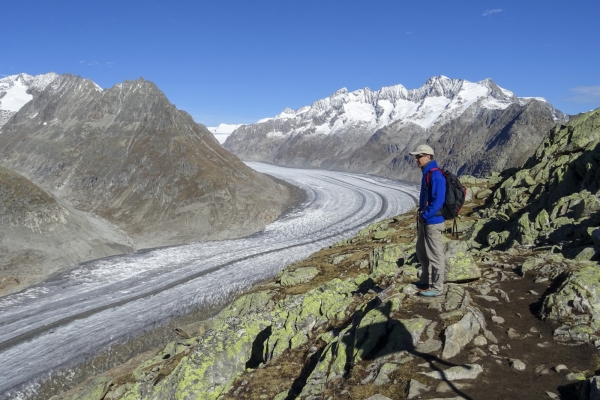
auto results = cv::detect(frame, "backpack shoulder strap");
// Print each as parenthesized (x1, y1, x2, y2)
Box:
(426, 167, 441, 187)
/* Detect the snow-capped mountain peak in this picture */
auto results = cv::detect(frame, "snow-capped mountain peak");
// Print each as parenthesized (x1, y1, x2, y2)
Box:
(240, 76, 531, 136)
(0, 72, 58, 127)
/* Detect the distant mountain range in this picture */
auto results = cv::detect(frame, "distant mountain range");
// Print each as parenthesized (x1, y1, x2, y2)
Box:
(0, 73, 293, 295)
(224, 76, 568, 181)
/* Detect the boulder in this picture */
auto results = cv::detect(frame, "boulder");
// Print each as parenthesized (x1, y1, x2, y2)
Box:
(369, 244, 405, 278)
(575, 246, 599, 261)
(407, 379, 431, 399)
(544, 265, 600, 345)
(278, 267, 319, 286)
(442, 312, 481, 359)
(445, 240, 481, 282)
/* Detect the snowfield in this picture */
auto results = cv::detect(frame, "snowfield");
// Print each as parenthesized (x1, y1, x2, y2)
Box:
(0, 163, 418, 399)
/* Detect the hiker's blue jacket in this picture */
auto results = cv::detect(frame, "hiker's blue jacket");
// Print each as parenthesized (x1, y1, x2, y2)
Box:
(419, 160, 446, 225)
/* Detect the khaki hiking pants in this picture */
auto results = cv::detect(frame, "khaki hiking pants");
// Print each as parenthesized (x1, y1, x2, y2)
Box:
(416, 221, 446, 293)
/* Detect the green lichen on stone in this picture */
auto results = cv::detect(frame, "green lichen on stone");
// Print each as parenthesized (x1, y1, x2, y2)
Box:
(219, 290, 275, 320)
(369, 244, 405, 278)
(544, 265, 600, 337)
(445, 240, 481, 282)
(355, 307, 390, 359)
(517, 212, 536, 246)
(575, 247, 598, 261)
(279, 267, 319, 286)
(373, 228, 396, 239)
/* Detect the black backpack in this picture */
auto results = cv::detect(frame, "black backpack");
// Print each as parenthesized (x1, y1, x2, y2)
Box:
(426, 167, 467, 236)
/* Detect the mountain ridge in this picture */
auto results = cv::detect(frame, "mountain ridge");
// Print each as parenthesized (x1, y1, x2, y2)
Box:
(224, 76, 567, 181)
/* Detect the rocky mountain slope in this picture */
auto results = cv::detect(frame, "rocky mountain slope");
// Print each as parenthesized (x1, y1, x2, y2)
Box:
(0, 72, 58, 126)
(0, 74, 294, 294)
(224, 76, 567, 181)
(0, 167, 133, 296)
(53, 108, 600, 400)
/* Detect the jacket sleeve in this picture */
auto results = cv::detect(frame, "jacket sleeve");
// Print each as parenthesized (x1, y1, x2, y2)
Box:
(421, 171, 446, 220)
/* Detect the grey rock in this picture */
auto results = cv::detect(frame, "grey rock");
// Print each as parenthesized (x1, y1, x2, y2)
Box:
(419, 363, 483, 380)
(407, 379, 431, 399)
(506, 328, 520, 339)
(442, 312, 481, 359)
(491, 316, 505, 324)
(553, 364, 568, 373)
(472, 335, 488, 347)
(365, 396, 392, 400)
(476, 189, 493, 199)
(416, 339, 443, 353)
(444, 285, 466, 311)
(476, 295, 499, 302)
(510, 359, 526, 371)
(435, 381, 472, 393)
(472, 347, 488, 356)
(373, 363, 397, 386)
(535, 365, 552, 375)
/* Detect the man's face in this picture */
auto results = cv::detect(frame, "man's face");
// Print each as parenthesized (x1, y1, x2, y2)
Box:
(414, 154, 431, 168)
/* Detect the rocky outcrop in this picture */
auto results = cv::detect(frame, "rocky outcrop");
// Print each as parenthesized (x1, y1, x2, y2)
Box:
(0, 74, 292, 248)
(224, 76, 566, 181)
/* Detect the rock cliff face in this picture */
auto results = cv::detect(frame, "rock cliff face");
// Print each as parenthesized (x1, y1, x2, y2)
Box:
(0, 74, 292, 248)
(52, 108, 600, 400)
(0, 167, 133, 296)
(224, 76, 566, 181)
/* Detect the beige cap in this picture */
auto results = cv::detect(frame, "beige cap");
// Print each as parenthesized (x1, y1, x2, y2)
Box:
(409, 144, 435, 155)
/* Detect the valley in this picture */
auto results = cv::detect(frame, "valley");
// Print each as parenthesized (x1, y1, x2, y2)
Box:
(0, 163, 418, 400)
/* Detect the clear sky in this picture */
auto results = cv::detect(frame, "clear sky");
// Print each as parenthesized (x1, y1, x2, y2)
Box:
(2, 0, 599, 126)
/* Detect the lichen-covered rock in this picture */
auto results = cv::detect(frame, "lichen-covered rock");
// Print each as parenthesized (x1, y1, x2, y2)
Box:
(445, 240, 481, 282)
(544, 265, 600, 346)
(145, 315, 270, 399)
(278, 267, 319, 286)
(369, 244, 405, 278)
(516, 212, 536, 246)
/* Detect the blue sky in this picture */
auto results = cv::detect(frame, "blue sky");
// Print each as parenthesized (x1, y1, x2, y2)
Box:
(2, 0, 599, 126)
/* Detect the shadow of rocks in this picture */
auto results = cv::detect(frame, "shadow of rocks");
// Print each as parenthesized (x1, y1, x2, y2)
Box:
(529, 272, 569, 318)
(340, 299, 475, 400)
(246, 326, 272, 369)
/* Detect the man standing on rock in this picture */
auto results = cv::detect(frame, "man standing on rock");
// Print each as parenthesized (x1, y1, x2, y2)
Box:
(410, 144, 446, 297)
